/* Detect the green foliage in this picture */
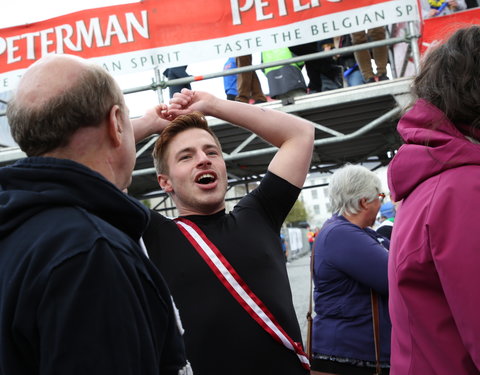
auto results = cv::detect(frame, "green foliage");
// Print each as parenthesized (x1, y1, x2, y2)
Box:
(285, 199, 309, 226)
(141, 199, 151, 209)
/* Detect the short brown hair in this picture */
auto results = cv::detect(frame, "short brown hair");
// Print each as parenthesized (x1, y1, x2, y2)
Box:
(7, 64, 124, 156)
(152, 111, 221, 174)
(413, 25, 480, 133)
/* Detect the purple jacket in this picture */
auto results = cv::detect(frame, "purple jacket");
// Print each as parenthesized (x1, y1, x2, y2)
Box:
(388, 99, 480, 374)
(312, 215, 390, 363)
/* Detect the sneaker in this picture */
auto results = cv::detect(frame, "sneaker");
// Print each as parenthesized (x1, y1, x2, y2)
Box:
(281, 97, 295, 106)
(377, 74, 389, 81)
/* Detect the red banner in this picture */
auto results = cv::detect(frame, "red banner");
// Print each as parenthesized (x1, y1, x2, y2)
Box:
(420, 8, 480, 54)
(0, 0, 420, 92)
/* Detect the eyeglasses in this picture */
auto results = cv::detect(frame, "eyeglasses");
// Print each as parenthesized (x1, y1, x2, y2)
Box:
(378, 193, 386, 202)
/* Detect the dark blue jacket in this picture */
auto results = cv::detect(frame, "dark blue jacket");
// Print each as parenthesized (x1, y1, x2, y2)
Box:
(0, 157, 188, 375)
(223, 57, 238, 97)
(312, 215, 391, 364)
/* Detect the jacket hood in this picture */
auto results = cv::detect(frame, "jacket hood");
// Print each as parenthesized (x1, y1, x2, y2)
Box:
(388, 99, 480, 202)
(0, 157, 149, 239)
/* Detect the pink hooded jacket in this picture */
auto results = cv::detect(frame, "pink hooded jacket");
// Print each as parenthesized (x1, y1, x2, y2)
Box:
(388, 99, 480, 374)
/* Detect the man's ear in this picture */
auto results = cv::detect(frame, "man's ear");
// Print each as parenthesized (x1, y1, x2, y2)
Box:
(107, 105, 123, 147)
(359, 197, 369, 210)
(158, 174, 173, 193)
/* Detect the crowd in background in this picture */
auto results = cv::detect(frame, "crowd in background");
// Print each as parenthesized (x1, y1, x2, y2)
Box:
(1, 2, 480, 375)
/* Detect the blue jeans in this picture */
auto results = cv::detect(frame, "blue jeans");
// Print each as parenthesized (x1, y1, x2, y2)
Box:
(346, 69, 365, 87)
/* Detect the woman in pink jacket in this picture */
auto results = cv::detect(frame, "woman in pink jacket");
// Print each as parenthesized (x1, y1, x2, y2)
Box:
(388, 26, 480, 374)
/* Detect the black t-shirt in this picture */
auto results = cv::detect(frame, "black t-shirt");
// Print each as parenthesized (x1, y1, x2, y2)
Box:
(143, 172, 309, 375)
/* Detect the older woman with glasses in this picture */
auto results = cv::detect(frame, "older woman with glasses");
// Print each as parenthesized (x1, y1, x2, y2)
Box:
(310, 164, 391, 375)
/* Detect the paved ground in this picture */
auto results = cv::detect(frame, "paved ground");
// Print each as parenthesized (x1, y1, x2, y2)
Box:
(286, 252, 312, 343)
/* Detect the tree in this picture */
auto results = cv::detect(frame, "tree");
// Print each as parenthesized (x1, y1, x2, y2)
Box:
(141, 199, 151, 209)
(285, 199, 309, 227)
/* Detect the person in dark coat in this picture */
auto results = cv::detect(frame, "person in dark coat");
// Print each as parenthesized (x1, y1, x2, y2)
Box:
(0, 54, 192, 375)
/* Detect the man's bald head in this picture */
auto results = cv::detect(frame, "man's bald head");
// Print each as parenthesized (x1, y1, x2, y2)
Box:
(15, 54, 86, 110)
(7, 54, 125, 156)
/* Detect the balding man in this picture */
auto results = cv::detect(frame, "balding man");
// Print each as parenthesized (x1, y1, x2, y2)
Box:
(0, 55, 192, 375)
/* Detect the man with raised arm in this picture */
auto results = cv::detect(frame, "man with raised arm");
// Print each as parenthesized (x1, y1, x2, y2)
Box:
(143, 89, 314, 375)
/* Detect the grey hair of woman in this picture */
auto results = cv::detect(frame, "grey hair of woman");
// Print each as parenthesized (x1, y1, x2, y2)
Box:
(328, 164, 382, 216)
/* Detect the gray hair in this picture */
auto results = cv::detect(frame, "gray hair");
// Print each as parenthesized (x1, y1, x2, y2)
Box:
(328, 164, 382, 216)
(7, 64, 125, 157)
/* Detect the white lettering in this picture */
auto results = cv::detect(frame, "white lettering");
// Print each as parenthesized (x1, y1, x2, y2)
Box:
(105, 15, 127, 45)
(40, 28, 55, 56)
(76, 18, 105, 48)
(231, 0, 254, 25)
(7, 36, 21, 63)
(55, 24, 80, 53)
(293, 0, 310, 12)
(125, 10, 149, 41)
(23, 32, 40, 59)
(0, 37, 6, 55)
(0, 10, 150, 67)
(231, 0, 339, 25)
(255, 0, 273, 21)
(277, 0, 287, 16)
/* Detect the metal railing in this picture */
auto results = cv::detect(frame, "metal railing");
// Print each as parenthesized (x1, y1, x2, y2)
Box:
(123, 24, 421, 101)
(0, 23, 420, 116)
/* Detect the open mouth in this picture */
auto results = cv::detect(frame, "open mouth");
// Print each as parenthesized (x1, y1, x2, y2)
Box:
(196, 173, 216, 185)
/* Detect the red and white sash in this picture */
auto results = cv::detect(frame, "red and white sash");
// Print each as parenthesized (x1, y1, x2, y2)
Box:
(175, 217, 310, 370)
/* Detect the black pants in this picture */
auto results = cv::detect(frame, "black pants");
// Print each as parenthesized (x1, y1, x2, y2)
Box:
(289, 42, 340, 92)
(311, 358, 390, 375)
(163, 66, 191, 98)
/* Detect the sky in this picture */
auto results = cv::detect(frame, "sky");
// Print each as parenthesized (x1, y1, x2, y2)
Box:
(0, 0, 270, 117)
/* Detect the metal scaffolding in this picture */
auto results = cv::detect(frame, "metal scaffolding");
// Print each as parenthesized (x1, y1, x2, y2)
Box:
(1, 22, 420, 203)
